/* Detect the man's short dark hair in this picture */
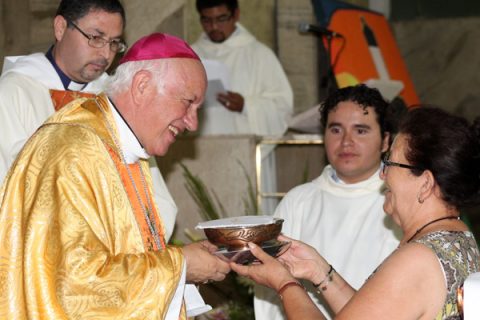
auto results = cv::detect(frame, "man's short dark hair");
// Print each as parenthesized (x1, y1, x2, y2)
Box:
(196, 0, 238, 14)
(56, 0, 126, 28)
(320, 84, 393, 139)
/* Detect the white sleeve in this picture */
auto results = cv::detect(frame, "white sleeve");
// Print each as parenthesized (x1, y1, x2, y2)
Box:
(149, 157, 178, 242)
(0, 73, 54, 184)
(164, 260, 187, 320)
(242, 45, 293, 137)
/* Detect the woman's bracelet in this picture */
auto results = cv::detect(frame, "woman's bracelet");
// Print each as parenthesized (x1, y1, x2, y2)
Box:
(277, 280, 304, 300)
(313, 264, 335, 292)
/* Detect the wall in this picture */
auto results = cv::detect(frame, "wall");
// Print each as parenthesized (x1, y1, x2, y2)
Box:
(392, 17, 480, 119)
(1, 0, 54, 58)
(277, 0, 320, 114)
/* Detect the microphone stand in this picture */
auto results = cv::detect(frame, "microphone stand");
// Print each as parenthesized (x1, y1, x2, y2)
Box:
(318, 33, 338, 102)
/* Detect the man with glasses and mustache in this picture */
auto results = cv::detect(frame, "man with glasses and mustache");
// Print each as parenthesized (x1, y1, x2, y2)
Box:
(254, 84, 402, 320)
(191, 0, 293, 213)
(0, 0, 178, 240)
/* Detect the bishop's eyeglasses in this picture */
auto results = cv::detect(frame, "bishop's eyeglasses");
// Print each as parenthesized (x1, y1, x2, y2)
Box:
(382, 152, 423, 174)
(68, 20, 127, 53)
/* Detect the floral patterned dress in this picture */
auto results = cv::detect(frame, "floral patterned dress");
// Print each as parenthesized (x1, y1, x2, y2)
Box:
(412, 231, 480, 320)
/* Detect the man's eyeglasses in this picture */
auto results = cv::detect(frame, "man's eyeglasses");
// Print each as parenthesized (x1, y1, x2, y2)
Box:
(382, 152, 423, 174)
(68, 20, 127, 53)
(200, 13, 233, 26)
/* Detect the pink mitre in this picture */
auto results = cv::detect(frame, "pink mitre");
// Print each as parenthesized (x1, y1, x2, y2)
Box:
(119, 33, 200, 65)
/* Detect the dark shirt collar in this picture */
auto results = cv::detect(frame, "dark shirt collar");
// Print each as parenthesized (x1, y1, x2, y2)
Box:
(45, 46, 87, 91)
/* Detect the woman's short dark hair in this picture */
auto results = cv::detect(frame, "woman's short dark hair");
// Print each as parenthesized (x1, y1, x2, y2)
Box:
(196, 0, 238, 14)
(56, 0, 126, 27)
(319, 84, 392, 140)
(400, 106, 480, 208)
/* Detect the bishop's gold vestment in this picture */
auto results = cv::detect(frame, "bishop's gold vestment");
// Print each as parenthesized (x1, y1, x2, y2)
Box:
(0, 95, 185, 319)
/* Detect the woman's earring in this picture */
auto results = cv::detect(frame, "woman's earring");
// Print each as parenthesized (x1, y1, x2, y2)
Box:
(417, 195, 424, 204)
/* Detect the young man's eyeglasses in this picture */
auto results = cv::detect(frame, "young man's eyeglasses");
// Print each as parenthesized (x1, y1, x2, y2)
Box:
(200, 13, 233, 26)
(382, 152, 423, 174)
(67, 20, 127, 53)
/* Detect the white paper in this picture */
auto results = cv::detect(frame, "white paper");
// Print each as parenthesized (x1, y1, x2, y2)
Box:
(201, 59, 230, 108)
(196, 215, 279, 229)
(202, 59, 230, 87)
(204, 79, 226, 108)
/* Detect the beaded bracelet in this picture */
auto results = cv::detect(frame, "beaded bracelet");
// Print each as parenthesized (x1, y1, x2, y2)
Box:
(277, 280, 304, 300)
(313, 264, 335, 292)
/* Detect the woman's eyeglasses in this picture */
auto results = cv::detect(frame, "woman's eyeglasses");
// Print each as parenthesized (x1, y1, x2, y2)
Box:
(382, 152, 423, 174)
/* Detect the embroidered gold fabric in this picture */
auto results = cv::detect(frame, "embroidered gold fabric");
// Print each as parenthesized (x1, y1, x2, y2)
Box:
(0, 95, 185, 319)
(49, 89, 95, 111)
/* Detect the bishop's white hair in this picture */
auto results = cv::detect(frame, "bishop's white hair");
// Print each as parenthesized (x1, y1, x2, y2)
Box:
(105, 59, 170, 97)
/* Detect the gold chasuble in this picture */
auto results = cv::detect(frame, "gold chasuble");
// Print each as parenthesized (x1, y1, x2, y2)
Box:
(0, 94, 185, 319)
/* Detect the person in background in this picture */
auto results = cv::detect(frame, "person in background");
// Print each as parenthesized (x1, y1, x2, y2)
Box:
(191, 0, 293, 213)
(0, 32, 231, 319)
(238, 106, 480, 319)
(0, 0, 177, 240)
(254, 84, 402, 319)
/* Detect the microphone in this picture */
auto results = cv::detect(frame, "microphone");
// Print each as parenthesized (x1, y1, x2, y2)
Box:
(298, 22, 342, 38)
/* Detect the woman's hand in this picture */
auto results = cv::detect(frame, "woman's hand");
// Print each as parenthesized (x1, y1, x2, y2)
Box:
(230, 242, 296, 292)
(277, 235, 332, 285)
(233, 241, 328, 320)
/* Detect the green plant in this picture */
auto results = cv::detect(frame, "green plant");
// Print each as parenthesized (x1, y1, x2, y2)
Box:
(237, 159, 259, 215)
(180, 161, 259, 221)
(180, 163, 226, 222)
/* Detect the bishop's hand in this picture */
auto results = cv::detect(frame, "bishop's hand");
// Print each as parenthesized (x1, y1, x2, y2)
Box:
(183, 240, 231, 283)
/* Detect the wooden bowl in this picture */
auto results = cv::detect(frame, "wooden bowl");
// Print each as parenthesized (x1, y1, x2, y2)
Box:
(204, 218, 284, 250)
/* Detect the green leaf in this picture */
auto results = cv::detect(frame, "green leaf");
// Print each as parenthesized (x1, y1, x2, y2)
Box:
(180, 163, 222, 221)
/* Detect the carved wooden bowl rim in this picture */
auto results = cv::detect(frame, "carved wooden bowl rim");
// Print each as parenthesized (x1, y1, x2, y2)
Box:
(204, 218, 284, 250)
